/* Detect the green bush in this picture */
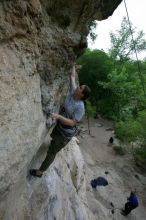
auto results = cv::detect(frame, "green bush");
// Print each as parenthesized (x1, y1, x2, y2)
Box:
(135, 148, 146, 159)
(85, 100, 96, 117)
(137, 110, 146, 140)
(115, 120, 142, 142)
(115, 110, 146, 164)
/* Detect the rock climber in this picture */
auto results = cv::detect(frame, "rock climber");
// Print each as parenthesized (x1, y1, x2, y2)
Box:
(29, 63, 91, 177)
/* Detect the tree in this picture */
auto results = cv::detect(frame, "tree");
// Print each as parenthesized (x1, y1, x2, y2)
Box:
(88, 21, 98, 43)
(109, 17, 146, 62)
(77, 17, 146, 120)
(106, 17, 146, 119)
(98, 62, 144, 120)
(77, 49, 113, 106)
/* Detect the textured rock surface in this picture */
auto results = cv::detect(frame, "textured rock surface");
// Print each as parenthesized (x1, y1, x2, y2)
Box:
(0, 0, 122, 219)
(1, 138, 95, 220)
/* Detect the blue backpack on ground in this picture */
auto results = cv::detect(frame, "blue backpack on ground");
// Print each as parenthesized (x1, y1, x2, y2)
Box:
(90, 177, 108, 188)
(128, 192, 139, 207)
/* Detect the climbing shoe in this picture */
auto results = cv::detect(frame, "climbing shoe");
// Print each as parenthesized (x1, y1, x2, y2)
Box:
(29, 169, 43, 178)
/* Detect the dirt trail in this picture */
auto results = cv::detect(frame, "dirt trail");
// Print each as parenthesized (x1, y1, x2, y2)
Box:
(78, 117, 146, 220)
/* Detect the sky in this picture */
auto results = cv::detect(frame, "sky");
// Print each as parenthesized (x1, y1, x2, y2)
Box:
(88, 0, 146, 59)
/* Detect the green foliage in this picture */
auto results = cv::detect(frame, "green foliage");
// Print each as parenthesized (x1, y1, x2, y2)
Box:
(88, 21, 98, 43)
(85, 100, 96, 117)
(77, 49, 113, 106)
(137, 110, 146, 141)
(115, 109, 146, 143)
(115, 120, 142, 142)
(77, 16, 146, 162)
(135, 148, 146, 159)
(98, 62, 145, 120)
(109, 17, 146, 61)
(78, 48, 146, 121)
(106, 17, 146, 119)
(115, 110, 146, 162)
(79, 51, 145, 119)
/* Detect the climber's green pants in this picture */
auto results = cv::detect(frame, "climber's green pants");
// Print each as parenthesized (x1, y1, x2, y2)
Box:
(40, 126, 71, 171)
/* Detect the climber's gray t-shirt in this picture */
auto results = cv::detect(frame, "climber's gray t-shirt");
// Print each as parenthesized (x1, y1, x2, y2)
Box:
(58, 81, 85, 136)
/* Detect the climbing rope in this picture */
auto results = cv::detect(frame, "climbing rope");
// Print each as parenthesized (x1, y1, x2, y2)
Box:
(123, 0, 146, 96)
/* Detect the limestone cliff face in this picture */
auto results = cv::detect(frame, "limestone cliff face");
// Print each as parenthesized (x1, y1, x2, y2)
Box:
(2, 138, 95, 220)
(0, 0, 122, 219)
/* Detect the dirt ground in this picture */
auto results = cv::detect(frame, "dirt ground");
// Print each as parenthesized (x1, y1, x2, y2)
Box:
(78, 117, 146, 220)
